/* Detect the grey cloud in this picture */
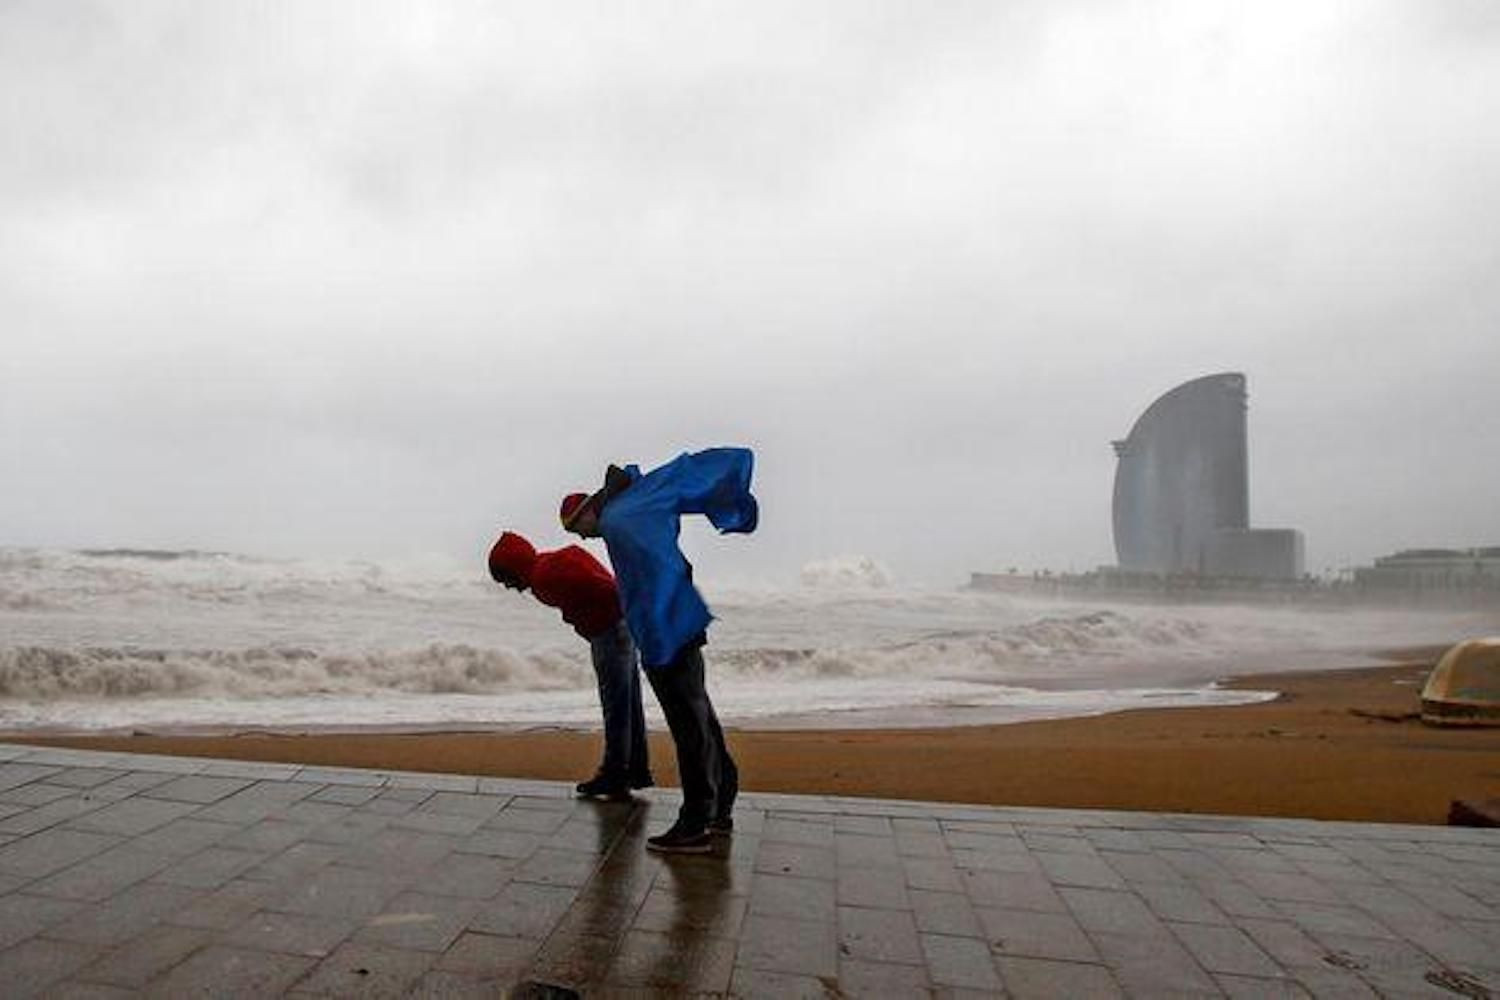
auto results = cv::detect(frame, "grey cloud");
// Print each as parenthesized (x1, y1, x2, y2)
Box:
(2, 1, 1498, 583)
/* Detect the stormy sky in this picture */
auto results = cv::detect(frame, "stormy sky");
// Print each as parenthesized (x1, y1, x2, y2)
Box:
(3, 1, 1497, 584)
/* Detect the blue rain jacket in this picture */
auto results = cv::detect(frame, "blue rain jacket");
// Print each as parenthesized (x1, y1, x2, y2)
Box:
(598, 447, 758, 668)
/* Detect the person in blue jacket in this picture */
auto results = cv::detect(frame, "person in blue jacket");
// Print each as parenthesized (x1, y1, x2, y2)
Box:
(561, 446, 757, 854)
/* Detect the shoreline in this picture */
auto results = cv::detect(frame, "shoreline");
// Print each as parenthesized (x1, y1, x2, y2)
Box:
(0, 685, 1281, 740)
(10, 659, 1500, 826)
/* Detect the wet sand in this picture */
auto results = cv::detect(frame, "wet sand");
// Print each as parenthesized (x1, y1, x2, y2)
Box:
(15, 661, 1500, 826)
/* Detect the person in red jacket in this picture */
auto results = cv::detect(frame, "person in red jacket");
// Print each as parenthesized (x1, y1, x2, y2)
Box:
(487, 531, 651, 799)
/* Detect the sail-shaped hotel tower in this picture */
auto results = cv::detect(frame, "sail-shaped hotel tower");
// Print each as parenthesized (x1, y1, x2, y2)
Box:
(1112, 373, 1303, 579)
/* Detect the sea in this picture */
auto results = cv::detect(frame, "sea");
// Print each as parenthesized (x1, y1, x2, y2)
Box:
(1, 547, 1492, 734)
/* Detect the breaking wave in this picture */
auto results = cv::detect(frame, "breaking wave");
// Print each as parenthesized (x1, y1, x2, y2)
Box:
(0, 546, 485, 613)
(799, 555, 895, 590)
(713, 611, 1214, 679)
(0, 610, 1216, 701)
(0, 644, 590, 700)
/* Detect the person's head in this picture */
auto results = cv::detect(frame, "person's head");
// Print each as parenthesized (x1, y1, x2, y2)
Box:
(486, 531, 537, 591)
(560, 492, 601, 538)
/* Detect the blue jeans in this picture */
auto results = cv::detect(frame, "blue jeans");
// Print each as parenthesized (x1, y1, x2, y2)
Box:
(588, 619, 649, 782)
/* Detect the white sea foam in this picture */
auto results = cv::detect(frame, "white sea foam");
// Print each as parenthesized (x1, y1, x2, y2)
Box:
(799, 554, 895, 590)
(0, 643, 589, 699)
(0, 547, 1491, 732)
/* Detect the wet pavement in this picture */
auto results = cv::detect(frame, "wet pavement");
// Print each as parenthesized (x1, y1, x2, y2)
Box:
(0, 741, 1497, 998)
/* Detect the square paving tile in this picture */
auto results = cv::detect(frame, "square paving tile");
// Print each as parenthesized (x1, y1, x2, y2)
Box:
(0, 763, 65, 792)
(144, 943, 315, 997)
(26, 845, 174, 901)
(837, 864, 912, 909)
(127, 817, 240, 859)
(838, 905, 924, 965)
(73, 923, 215, 989)
(1061, 885, 1168, 936)
(413, 850, 515, 900)
(278, 800, 355, 827)
(920, 931, 1003, 990)
(1270, 900, 1398, 942)
(607, 927, 736, 992)
(92, 771, 179, 799)
(44, 768, 127, 790)
(405, 969, 511, 997)
(266, 862, 406, 922)
(482, 805, 570, 835)
(0, 783, 75, 808)
(1091, 929, 1221, 997)
(835, 832, 902, 868)
(978, 906, 1100, 963)
(1039, 850, 1130, 890)
(468, 881, 579, 940)
(290, 940, 435, 996)
(0, 934, 102, 999)
(737, 913, 837, 978)
(1214, 972, 1315, 998)
(527, 928, 616, 989)
(232, 907, 356, 958)
(996, 955, 1125, 999)
(418, 792, 507, 819)
(142, 775, 254, 804)
(241, 840, 344, 884)
(755, 841, 836, 881)
(1171, 921, 1283, 977)
(633, 885, 746, 939)
(161, 878, 280, 931)
(64, 797, 198, 837)
(510, 846, 598, 888)
(903, 855, 963, 893)
(961, 869, 1068, 913)
(730, 965, 844, 999)
(0, 892, 87, 949)
(834, 814, 894, 836)
(763, 816, 836, 847)
(309, 784, 383, 807)
(749, 871, 836, 922)
(1, 796, 109, 836)
(151, 845, 268, 890)
(896, 831, 951, 858)
(44, 881, 200, 947)
(836, 958, 934, 998)
(433, 930, 538, 979)
(288, 766, 383, 787)
(353, 891, 482, 953)
(910, 888, 984, 938)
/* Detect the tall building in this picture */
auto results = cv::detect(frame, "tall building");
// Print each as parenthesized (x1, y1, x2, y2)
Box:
(1112, 372, 1303, 579)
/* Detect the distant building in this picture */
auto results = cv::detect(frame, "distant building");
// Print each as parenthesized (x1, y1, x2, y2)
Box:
(1354, 548, 1500, 591)
(1111, 372, 1304, 580)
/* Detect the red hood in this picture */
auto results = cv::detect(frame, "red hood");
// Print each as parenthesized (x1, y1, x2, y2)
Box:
(487, 531, 538, 584)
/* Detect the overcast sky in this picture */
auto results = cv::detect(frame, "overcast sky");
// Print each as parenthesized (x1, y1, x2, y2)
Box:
(2, 1, 1497, 584)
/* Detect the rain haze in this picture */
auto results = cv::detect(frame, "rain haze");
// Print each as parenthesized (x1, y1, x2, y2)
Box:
(3, 0, 1498, 586)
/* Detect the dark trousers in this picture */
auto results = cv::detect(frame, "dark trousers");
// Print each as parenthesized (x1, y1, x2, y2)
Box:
(645, 639, 738, 827)
(588, 620, 649, 782)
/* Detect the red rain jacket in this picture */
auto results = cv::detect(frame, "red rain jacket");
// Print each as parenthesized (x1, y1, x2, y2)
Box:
(491, 534, 622, 640)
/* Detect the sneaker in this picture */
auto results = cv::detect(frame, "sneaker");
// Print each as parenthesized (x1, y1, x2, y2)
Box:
(574, 774, 632, 801)
(645, 821, 712, 854)
(707, 815, 734, 837)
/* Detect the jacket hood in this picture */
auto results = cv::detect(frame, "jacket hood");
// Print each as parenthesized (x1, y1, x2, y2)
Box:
(487, 531, 538, 584)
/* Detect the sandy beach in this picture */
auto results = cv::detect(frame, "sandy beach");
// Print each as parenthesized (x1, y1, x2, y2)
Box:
(14, 658, 1500, 827)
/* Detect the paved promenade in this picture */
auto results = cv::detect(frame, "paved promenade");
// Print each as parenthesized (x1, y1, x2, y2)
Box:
(0, 742, 1496, 998)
